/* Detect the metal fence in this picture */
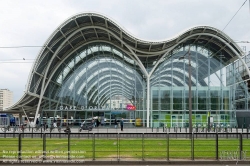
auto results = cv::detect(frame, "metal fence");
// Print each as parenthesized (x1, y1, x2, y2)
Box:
(1, 125, 250, 133)
(0, 132, 250, 162)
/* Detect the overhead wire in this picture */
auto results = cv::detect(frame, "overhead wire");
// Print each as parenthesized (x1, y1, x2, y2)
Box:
(222, 0, 248, 31)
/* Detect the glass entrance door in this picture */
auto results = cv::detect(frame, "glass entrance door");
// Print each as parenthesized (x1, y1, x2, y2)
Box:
(171, 115, 183, 127)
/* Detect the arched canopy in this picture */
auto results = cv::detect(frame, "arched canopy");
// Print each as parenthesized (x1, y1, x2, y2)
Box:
(5, 12, 247, 115)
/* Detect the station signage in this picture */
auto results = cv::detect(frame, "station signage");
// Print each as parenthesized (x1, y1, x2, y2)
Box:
(58, 105, 136, 111)
(126, 104, 136, 111)
(59, 105, 124, 110)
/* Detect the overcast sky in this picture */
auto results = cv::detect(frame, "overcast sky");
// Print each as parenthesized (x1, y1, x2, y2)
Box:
(0, 0, 250, 102)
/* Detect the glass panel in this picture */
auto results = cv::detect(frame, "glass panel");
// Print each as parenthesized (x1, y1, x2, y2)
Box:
(173, 90, 182, 110)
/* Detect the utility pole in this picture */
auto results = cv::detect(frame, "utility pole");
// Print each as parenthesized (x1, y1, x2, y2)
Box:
(188, 47, 193, 134)
(179, 46, 192, 134)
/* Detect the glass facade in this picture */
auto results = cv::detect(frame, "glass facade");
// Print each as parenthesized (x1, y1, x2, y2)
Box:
(150, 44, 239, 127)
(37, 43, 249, 128)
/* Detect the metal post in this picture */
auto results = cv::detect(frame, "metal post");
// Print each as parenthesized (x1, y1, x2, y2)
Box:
(68, 132, 70, 160)
(142, 133, 144, 161)
(13, 127, 15, 138)
(118, 133, 120, 161)
(117, 133, 119, 161)
(31, 128, 33, 138)
(206, 127, 207, 139)
(4, 128, 6, 138)
(167, 132, 169, 161)
(50, 128, 52, 139)
(43, 133, 46, 160)
(93, 133, 95, 160)
(216, 133, 218, 160)
(239, 133, 242, 160)
(40, 126, 42, 138)
(18, 133, 22, 161)
(191, 133, 194, 160)
(247, 127, 249, 139)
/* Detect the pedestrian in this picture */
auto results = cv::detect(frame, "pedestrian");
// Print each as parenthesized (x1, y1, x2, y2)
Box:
(36, 118, 39, 126)
(114, 118, 118, 129)
(92, 118, 95, 128)
(120, 118, 124, 131)
(53, 118, 57, 128)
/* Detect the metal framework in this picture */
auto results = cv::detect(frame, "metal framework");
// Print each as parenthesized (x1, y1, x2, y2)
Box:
(4, 12, 250, 128)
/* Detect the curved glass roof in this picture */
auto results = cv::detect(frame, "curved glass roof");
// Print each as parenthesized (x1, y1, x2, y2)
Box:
(5, 12, 246, 114)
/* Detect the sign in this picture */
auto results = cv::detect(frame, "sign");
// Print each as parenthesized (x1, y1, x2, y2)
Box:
(58, 105, 128, 111)
(126, 104, 136, 111)
(210, 116, 213, 123)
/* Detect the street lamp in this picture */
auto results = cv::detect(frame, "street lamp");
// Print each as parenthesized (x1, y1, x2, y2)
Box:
(179, 46, 192, 133)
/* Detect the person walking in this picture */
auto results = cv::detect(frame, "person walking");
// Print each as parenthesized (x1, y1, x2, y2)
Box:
(120, 118, 124, 131)
(114, 118, 118, 129)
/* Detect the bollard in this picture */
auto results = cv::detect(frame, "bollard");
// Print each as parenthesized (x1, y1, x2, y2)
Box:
(18, 133, 22, 161)
(247, 127, 249, 139)
(40, 127, 42, 138)
(185, 127, 187, 133)
(13, 127, 15, 138)
(4, 128, 6, 138)
(43, 133, 46, 160)
(59, 129, 61, 139)
(180, 127, 181, 132)
(206, 127, 207, 139)
(50, 128, 52, 138)
(31, 128, 33, 138)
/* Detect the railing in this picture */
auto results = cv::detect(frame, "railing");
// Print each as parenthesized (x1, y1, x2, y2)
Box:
(1, 125, 250, 133)
(0, 132, 250, 163)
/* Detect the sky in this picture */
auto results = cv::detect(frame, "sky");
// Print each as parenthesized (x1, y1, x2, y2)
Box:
(0, 0, 250, 103)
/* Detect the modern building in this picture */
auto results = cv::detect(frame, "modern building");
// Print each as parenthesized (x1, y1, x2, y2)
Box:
(4, 13, 250, 128)
(0, 89, 13, 111)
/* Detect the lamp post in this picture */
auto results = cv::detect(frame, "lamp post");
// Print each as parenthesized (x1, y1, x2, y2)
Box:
(179, 46, 192, 133)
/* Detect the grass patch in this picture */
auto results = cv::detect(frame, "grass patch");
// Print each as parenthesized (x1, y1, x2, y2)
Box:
(1, 137, 250, 160)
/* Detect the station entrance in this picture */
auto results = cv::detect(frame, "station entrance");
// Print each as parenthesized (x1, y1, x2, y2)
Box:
(38, 109, 146, 128)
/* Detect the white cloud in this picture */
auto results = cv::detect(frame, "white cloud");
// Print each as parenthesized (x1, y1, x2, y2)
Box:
(0, 0, 250, 102)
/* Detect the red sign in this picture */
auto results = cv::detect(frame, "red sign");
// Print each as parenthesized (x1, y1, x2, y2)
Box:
(126, 104, 136, 111)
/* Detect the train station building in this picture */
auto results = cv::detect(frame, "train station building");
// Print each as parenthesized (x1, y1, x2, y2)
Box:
(4, 13, 250, 128)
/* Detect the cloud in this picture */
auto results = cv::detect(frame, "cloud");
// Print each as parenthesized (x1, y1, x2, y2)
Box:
(0, 0, 250, 102)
